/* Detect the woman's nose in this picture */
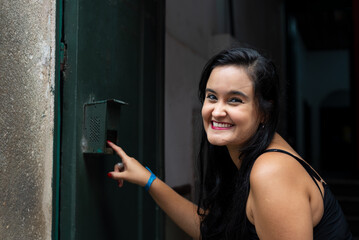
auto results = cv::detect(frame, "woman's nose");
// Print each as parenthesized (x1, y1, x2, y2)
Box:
(212, 103, 227, 118)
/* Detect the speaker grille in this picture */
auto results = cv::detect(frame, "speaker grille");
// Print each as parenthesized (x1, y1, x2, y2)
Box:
(89, 116, 101, 143)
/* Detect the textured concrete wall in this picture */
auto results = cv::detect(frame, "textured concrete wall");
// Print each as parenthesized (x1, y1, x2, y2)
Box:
(0, 0, 56, 239)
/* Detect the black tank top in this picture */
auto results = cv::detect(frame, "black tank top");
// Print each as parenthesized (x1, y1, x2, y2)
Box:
(246, 149, 353, 239)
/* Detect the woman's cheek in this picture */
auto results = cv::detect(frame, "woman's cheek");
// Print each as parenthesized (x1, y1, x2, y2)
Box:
(201, 104, 210, 121)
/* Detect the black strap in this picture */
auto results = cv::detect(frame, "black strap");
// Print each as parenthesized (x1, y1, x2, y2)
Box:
(262, 149, 324, 199)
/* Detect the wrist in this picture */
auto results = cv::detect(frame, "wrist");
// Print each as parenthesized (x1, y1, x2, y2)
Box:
(144, 166, 157, 191)
(140, 171, 151, 187)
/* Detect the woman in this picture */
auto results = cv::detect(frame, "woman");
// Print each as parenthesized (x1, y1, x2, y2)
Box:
(107, 48, 352, 239)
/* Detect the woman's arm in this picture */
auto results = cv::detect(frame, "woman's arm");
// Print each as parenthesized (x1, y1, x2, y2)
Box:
(247, 152, 314, 240)
(148, 176, 201, 239)
(106, 141, 201, 239)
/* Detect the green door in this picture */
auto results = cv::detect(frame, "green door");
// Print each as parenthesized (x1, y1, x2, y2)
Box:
(57, 0, 164, 239)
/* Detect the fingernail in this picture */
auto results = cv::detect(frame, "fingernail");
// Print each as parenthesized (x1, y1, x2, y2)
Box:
(107, 172, 112, 178)
(106, 140, 111, 144)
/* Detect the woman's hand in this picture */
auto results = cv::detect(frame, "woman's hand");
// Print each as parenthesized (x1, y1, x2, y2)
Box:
(106, 141, 151, 188)
(107, 141, 200, 239)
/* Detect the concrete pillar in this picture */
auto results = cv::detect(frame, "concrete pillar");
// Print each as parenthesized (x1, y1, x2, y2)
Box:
(0, 0, 56, 239)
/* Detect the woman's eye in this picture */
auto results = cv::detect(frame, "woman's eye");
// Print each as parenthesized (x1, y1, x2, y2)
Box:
(229, 98, 243, 103)
(206, 94, 217, 100)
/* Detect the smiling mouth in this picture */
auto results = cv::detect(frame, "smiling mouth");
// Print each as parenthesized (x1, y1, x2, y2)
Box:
(211, 121, 233, 129)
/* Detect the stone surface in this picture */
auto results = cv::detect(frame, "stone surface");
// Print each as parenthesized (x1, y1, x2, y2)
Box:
(0, 0, 56, 239)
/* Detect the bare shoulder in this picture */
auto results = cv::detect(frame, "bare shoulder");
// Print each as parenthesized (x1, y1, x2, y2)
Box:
(250, 150, 307, 187)
(246, 134, 315, 239)
(250, 133, 307, 183)
(248, 148, 313, 208)
(247, 150, 314, 239)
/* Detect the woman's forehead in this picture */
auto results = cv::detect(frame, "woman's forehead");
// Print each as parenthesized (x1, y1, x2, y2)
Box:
(206, 65, 254, 95)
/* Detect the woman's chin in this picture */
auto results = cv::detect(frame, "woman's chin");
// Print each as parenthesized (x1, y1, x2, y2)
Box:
(207, 138, 228, 146)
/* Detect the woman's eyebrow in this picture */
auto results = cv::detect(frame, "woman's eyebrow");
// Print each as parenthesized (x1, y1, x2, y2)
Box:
(205, 88, 249, 99)
(205, 88, 216, 93)
(229, 90, 249, 99)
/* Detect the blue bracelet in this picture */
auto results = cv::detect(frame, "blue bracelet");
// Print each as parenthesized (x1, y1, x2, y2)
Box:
(144, 166, 157, 191)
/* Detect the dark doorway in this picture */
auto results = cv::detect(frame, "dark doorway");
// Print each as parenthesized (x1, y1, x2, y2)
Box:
(285, 0, 359, 235)
(285, 0, 357, 177)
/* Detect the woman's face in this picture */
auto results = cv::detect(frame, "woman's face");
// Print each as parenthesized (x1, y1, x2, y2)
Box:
(201, 65, 261, 149)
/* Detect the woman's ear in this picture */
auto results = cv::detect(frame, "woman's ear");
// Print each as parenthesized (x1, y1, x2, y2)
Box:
(259, 112, 267, 126)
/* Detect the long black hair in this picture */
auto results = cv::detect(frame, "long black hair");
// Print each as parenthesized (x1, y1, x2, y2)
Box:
(197, 47, 280, 239)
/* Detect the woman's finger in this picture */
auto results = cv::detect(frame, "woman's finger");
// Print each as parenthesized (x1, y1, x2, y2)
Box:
(118, 179, 124, 187)
(108, 171, 125, 181)
(107, 141, 129, 159)
(107, 170, 127, 187)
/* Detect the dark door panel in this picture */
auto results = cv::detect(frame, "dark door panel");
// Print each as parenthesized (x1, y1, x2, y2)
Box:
(59, 0, 164, 239)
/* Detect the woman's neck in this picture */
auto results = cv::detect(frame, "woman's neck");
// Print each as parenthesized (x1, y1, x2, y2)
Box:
(226, 133, 281, 169)
(226, 145, 241, 169)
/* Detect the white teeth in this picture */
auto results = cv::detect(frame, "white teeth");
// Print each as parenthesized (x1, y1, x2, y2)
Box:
(212, 121, 232, 128)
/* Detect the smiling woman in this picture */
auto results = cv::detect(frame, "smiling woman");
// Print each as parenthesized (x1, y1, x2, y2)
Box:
(107, 47, 353, 240)
(201, 65, 261, 158)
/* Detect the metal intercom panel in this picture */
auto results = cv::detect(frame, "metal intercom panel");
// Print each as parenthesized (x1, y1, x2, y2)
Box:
(83, 99, 127, 154)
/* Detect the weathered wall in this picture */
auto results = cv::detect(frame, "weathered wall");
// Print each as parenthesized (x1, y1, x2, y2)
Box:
(0, 0, 56, 239)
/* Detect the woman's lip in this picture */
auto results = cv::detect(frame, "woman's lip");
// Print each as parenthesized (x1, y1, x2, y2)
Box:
(211, 121, 233, 130)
